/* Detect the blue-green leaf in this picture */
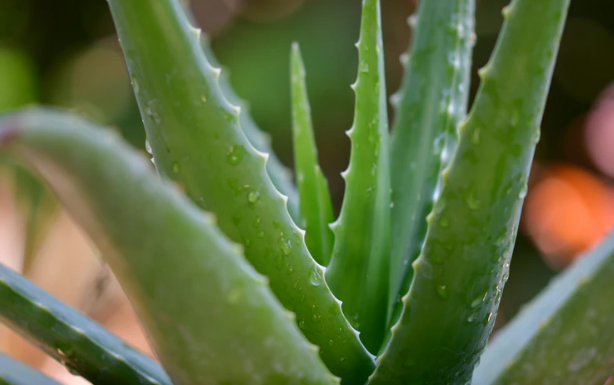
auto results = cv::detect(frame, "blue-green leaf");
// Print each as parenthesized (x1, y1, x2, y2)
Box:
(473, 233, 614, 385)
(0, 352, 61, 385)
(0, 108, 339, 385)
(0, 262, 171, 385)
(371, 0, 570, 383)
(387, 0, 475, 328)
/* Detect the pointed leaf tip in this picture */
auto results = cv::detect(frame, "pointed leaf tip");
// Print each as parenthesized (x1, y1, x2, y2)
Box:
(290, 43, 335, 266)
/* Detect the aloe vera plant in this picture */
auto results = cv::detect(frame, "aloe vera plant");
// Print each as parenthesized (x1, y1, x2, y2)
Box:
(1, 0, 613, 384)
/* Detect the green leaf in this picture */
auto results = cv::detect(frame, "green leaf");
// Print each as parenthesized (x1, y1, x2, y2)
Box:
(473, 233, 614, 385)
(199, 39, 301, 222)
(180, 6, 300, 222)
(0, 261, 171, 385)
(370, 0, 570, 383)
(107, 0, 374, 381)
(0, 108, 339, 385)
(290, 43, 335, 266)
(387, 0, 475, 328)
(0, 351, 61, 385)
(325, 0, 391, 354)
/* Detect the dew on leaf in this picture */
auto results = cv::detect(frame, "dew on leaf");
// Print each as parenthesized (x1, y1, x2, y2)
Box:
(227, 145, 247, 165)
(247, 190, 260, 203)
(436, 285, 449, 300)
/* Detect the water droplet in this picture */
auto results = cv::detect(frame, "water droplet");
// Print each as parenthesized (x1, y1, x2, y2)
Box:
(340, 357, 346, 362)
(145, 140, 153, 154)
(299, 319, 306, 329)
(328, 340, 334, 347)
(275, 254, 285, 270)
(132, 77, 140, 93)
(518, 184, 528, 199)
(242, 237, 250, 247)
(468, 313, 477, 323)
(258, 231, 265, 238)
(201, 95, 207, 103)
(247, 190, 260, 203)
(436, 285, 449, 299)
(278, 236, 292, 255)
(253, 217, 261, 228)
(471, 293, 486, 308)
(359, 61, 369, 73)
(227, 145, 247, 165)
(172, 162, 180, 173)
(309, 268, 323, 286)
(288, 266, 295, 274)
(471, 128, 480, 144)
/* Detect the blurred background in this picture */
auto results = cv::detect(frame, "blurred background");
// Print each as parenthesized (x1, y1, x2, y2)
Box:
(0, 0, 613, 383)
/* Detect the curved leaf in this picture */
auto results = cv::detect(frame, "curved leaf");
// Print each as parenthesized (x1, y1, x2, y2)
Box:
(0, 262, 171, 385)
(371, 0, 570, 383)
(107, 0, 375, 381)
(0, 108, 338, 385)
(473, 233, 614, 385)
(290, 43, 334, 266)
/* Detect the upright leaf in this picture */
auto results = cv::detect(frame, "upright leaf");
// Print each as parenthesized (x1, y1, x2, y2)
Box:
(290, 43, 335, 266)
(0, 352, 61, 385)
(107, 0, 375, 381)
(0, 262, 171, 385)
(371, 0, 570, 383)
(0, 108, 338, 385)
(326, 0, 391, 354)
(387, 0, 475, 327)
(473, 233, 614, 385)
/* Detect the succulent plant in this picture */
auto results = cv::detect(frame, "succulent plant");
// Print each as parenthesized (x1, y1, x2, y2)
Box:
(1, 0, 613, 384)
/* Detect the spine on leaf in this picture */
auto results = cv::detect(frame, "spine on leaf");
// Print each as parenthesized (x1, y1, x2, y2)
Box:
(473, 233, 614, 385)
(0, 262, 171, 385)
(387, 0, 475, 329)
(371, 0, 570, 383)
(180, 4, 299, 220)
(326, 0, 391, 354)
(106, 0, 374, 382)
(199, 39, 301, 221)
(0, 108, 339, 385)
(290, 43, 335, 266)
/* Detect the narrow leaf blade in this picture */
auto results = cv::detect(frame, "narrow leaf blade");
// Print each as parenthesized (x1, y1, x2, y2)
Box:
(290, 43, 334, 266)
(371, 0, 570, 383)
(0, 351, 61, 385)
(473, 233, 614, 385)
(0, 262, 171, 385)
(387, 0, 475, 327)
(107, 0, 375, 381)
(326, 0, 391, 354)
(0, 108, 338, 385)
